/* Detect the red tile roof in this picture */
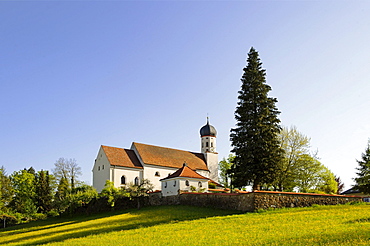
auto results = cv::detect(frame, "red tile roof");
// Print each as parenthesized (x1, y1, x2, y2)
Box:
(132, 142, 209, 171)
(160, 164, 209, 181)
(102, 145, 143, 169)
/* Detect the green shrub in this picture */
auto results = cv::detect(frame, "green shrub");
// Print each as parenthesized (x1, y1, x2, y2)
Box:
(31, 213, 47, 221)
(47, 210, 59, 217)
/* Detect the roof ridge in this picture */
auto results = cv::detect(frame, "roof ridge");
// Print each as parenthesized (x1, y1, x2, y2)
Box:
(133, 142, 201, 155)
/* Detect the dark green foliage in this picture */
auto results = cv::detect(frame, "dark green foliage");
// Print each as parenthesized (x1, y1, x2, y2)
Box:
(335, 176, 345, 194)
(230, 47, 283, 190)
(54, 177, 71, 213)
(354, 140, 370, 194)
(35, 170, 54, 213)
(0, 166, 13, 211)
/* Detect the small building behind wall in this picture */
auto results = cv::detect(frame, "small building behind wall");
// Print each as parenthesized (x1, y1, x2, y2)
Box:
(161, 163, 209, 197)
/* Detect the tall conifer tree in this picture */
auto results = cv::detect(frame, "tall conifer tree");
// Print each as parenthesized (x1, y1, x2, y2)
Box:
(35, 170, 54, 213)
(230, 47, 283, 190)
(354, 140, 370, 194)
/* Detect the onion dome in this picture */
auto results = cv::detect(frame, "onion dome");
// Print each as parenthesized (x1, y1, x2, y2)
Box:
(200, 118, 217, 137)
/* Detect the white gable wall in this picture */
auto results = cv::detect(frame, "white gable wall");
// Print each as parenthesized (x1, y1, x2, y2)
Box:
(161, 177, 208, 197)
(93, 147, 111, 193)
(143, 164, 178, 191)
(195, 169, 210, 179)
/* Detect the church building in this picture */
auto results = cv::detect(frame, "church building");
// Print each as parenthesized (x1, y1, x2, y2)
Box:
(92, 119, 219, 193)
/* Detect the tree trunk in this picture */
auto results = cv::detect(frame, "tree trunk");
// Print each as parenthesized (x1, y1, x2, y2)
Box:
(253, 182, 260, 191)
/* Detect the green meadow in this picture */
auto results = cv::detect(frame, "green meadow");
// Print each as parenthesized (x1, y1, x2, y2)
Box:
(1, 204, 369, 246)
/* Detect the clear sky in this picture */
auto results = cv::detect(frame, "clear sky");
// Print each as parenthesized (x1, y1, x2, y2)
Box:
(1, 1, 370, 190)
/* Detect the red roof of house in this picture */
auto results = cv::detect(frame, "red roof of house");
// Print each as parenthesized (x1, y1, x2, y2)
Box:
(102, 145, 143, 169)
(160, 164, 209, 181)
(132, 142, 209, 171)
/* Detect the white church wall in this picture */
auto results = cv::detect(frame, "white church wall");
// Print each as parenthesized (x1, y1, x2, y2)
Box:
(161, 178, 208, 197)
(205, 152, 219, 182)
(161, 178, 179, 197)
(143, 164, 178, 191)
(179, 178, 208, 193)
(93, 147, 111, 193)
(112, 167, 142, 188)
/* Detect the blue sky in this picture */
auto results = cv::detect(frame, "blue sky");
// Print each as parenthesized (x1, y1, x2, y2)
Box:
(1, 1, 370, 190)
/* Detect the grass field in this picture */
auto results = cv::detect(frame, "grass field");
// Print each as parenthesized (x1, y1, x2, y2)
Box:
(0, 204, 369, 246)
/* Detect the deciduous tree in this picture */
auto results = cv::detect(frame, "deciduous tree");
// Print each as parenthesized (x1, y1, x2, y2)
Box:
(219, 155, 234, 188)
(10, 169, 37, 215)
(52, 158, 82, 189)
(273, 126, 311, 191)
(123, 179, 153, 209)
(230, 47, 283, 190)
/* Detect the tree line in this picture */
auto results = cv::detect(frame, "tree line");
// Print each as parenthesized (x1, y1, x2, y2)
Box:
(220, 126, 342, 194)
(0, 158, 95, 226)
(221, 47, 353, 194)
(0, 157, 153, 227)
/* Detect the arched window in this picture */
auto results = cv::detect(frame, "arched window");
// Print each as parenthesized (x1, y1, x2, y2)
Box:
(121, 176, 126, 185)
(134, 177, 139, 186)
(206, 142, 209, 147)
(155, 171, 160, 177)
(198, 182, 202, 188)
(185, 180, 190, 186)
(164, 181, 167, 188)
(173, 180, 176, 187)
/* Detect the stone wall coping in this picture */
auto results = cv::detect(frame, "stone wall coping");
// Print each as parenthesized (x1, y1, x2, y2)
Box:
(181, 192, 248, 196)
(180, 190, 362, 198)
(252, 190, 362, 198)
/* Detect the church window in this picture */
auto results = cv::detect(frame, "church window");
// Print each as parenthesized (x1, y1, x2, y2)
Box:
(134, 177, 139, 186)
(198, 182, 202, 188)
(164, 182, 167, 188)
(121, 176, 126, 185)
(98, 166, 100, 171)
(206, 142, 209, 147)
(173, 180, 176, 187)
(102, 165, 104, 170)
(185, 180, 189, 186)
(155, 171, 160, 177)
(211, 142, 213, 147)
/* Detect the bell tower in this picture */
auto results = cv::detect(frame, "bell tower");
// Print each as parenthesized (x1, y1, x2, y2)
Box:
(199, 118, 218, 182)
(200, 117, 217, 153)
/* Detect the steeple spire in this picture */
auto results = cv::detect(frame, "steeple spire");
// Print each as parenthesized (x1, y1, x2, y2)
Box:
(200, 119, 217, 153)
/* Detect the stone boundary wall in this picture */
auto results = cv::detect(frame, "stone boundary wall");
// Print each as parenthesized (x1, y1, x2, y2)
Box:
(252, 191, 362, 211)
(148, 191, 363, 212)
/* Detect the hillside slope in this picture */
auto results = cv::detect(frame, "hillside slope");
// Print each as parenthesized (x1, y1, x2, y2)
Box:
(0, 204, 369, 245)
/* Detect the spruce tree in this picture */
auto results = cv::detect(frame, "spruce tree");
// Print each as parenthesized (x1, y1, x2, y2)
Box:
(230, 47, 283, 190)
(35, 170, 54, 213)
(354, 140, 370, 194)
